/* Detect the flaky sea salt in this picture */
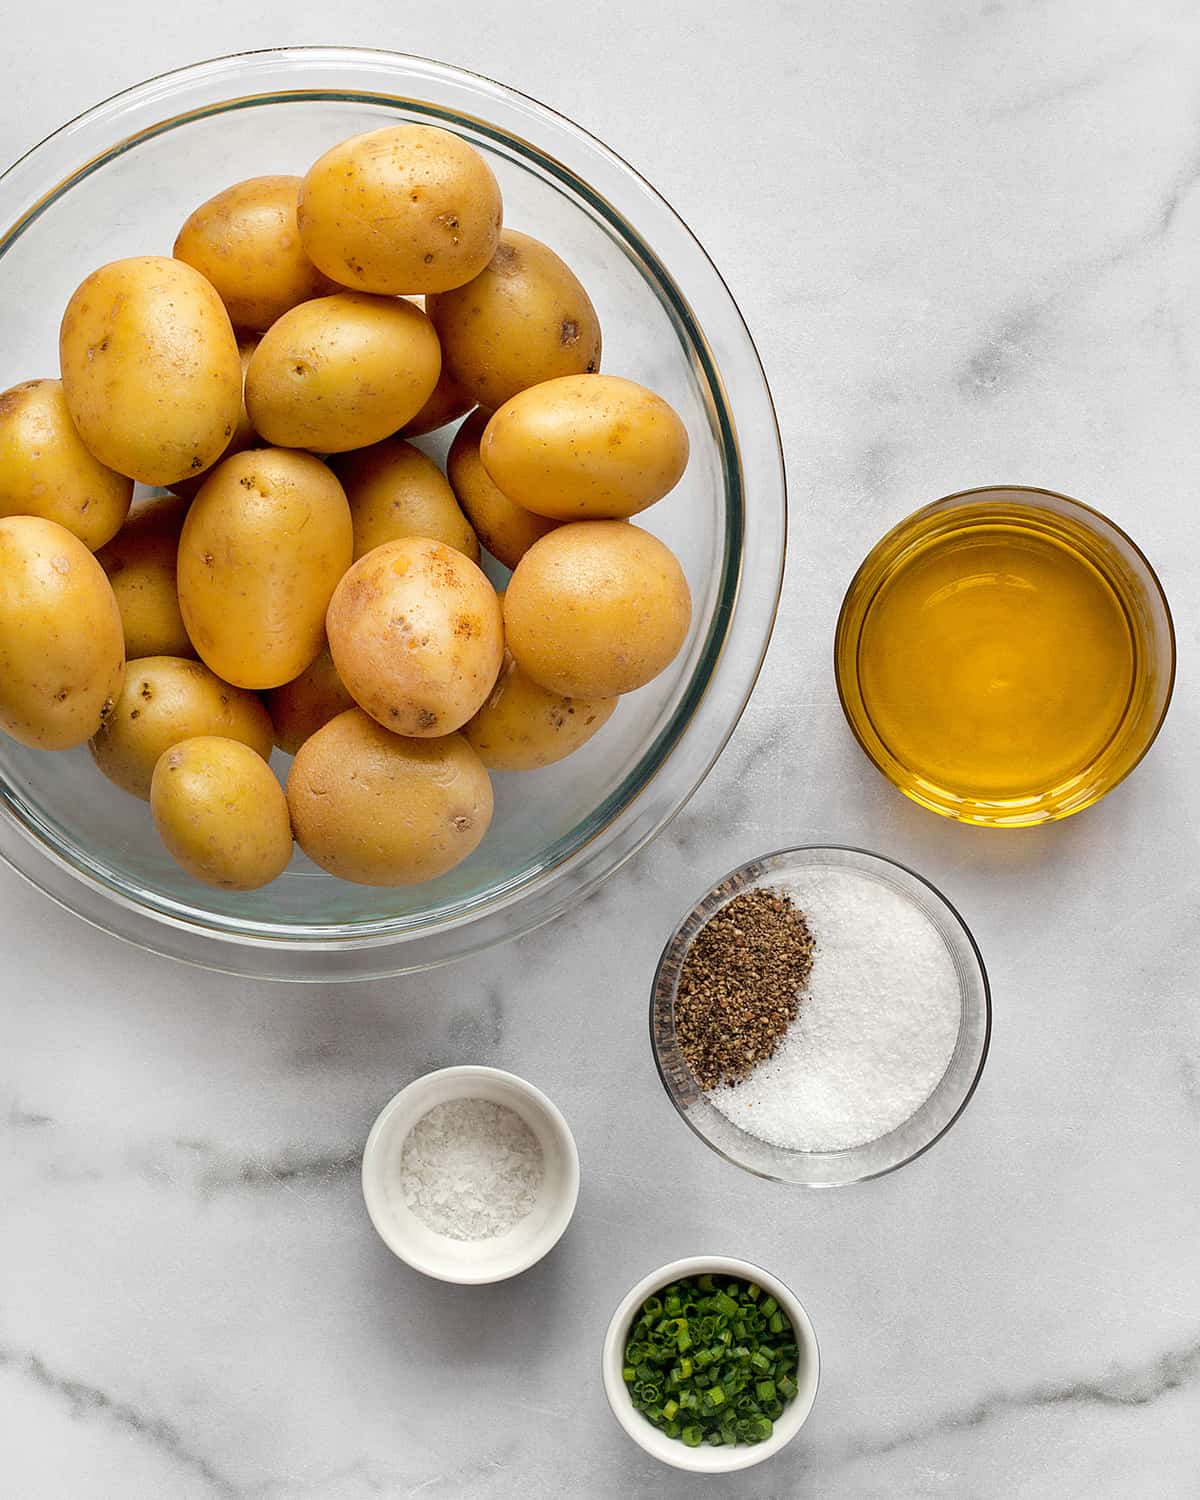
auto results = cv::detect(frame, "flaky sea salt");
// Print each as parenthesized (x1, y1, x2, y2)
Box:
(398, 1098, 544, 1240)
(707, 867, 961, 1152)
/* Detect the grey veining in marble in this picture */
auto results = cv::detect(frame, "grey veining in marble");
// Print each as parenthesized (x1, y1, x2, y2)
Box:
(3, 2, 1200, 1496)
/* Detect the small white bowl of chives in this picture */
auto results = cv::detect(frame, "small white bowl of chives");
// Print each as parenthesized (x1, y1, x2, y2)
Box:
(361, 1065, 580, 1285)
(601, 1255, 820, 1472)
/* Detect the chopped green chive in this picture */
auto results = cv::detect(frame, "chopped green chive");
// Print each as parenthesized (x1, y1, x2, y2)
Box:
(623, 1274, 799, 1448)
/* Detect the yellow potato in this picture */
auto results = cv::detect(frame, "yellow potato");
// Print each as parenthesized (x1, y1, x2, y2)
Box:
(90, 655, 273, 800)
(326, 537, 503, 738)
(333, 438, 479, 562)
(287, 708, 492, 885)
(464, 652, 616, 771)
(96, 495, 194, 659)
(178, 448, 353, 690)
(446, 409, 560, 570)
(504, 522, 691, 697)
(171, 336, 260, 501)
(265, 648, 355, 756)
(481, 374, 689, 520)
(245, 293, 441, 452)
(298, 124, 503, 295)
(173, 175, 331, 332)
(59, 256, 242, 487)
(152, 736, 293, 890)
(0, 517, 124, 750)
(0, 379, 132, 549)
(399, 363, 474, 437)
(427, 230, 601, 411)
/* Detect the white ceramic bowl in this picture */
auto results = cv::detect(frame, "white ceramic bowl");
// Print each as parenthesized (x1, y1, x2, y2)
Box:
(361, 1065, 580, 1284)
(601, 1255, 820, 1472)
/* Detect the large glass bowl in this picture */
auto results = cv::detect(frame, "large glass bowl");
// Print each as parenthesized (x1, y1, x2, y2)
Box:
(0, 48, 785, 980)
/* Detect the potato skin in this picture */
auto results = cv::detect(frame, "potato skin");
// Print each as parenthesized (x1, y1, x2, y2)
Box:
(178, 449, 353, 690)
(481, 374, 689, 520)
(464, 652, 616, 771)
(265, 648, 355, 756)
(447, 409, 559, 570)
(427, 230, 601, 412)
(0, 517, 125, 750)
(327, 537, 504, 738)
(170, 336, 259, 501)
(287, 708, 492, 885)
(151, 736, 293, 891)
(333, 438, 479, 562)
(59, 256, 242, 487)
(245, 293, 441, 452)
(0, 379, 132, 549)
(298, 125, 503, 295)
(504, 522, 691, 698)
(90, 655, 274, 800)
(96, 495, 194, 659)
(173, 175, 331, 332)
(399, 363, 474, 437)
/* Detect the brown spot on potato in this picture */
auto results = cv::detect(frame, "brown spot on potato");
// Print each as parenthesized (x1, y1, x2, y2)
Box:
(560, 319, 579, 346)
(491, 242, 518, 270)
(417, 709, 438, 729)
(451, 814, 471, 832)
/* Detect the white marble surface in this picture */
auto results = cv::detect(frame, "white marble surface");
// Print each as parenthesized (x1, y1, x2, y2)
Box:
(3, 3, 1199, 1496)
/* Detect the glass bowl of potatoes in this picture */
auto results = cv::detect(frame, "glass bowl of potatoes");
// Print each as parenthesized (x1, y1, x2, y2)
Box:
(0, 48, 785, 980)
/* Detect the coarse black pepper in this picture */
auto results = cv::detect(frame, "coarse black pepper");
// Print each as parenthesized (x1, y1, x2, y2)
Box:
(674, 888, 814, 1091)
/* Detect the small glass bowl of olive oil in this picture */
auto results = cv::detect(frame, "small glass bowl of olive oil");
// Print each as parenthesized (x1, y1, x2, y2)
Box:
(835, 487, 1175, 827)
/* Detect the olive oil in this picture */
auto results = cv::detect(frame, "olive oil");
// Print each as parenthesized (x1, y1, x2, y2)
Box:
(835, 491, 1174, 826)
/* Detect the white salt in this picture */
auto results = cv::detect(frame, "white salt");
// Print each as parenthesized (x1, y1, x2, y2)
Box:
(398, 1097, 544, 1240)
(708, 867, 961, 1151)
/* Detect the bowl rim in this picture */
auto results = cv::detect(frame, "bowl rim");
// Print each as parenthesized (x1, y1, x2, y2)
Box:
(832, 483, 1178, 826)
(649, 844, 992, 1187)
(600, 1253, 820, 1472)
(0, 46, 787, 979)
(360, 1064, 580, 1284)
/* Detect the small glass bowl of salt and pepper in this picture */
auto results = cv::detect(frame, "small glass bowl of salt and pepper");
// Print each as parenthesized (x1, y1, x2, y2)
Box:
(651, 846, 991, 1187)
(361, 1065, 579, 1284)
